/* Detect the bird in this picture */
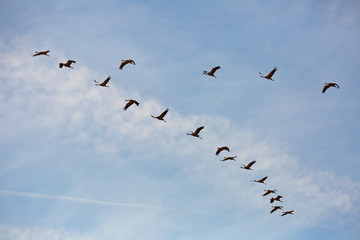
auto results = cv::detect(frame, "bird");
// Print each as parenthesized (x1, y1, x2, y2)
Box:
(259, 67, 277, 81)
(220, 156, 237, 162)
(240, 160, 256, 171)
(94, 76, 111, 87)
(119, 59, 136, 70)
(322, 83, 340, 93)
(203, 66, 220, 78)
(59, 60, 76, 69)
(270, 195, 283, 203)
(33, 50, 50, 57)
(123, 99, 139, 110)
(252, 176, 268, 184)
(151, 108, 169, 122)
(280, 210, 294, 216)
(216, 146, 230, 155)
(262, 189, 277, 197)
(187, 126, 205, 139)
(270, 206, 283, 214)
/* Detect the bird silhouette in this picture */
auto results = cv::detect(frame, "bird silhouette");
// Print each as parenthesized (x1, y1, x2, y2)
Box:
(123, 99, 139, 110)
(33, 50, 50, 57)
(216, 146, 230, 155)
(270, 195, 283, 203)
(322, 83, 340, 93)
(119, 59, 136, 70)
(94, 76, 111, 87)
(259, 67, 277, 81)
(280, 210, 294, 216)
(262, 189, 277, 197)
(251, 176, 268, 184)
(241, 160, 256, 171)
(220, 156, 237, 162)
(59, 60, 76, 69)
(187, 126, 205, 139)
(270, 206, 283, 214)
(151, 108, 169, 122)
(203, 66, 220, 78)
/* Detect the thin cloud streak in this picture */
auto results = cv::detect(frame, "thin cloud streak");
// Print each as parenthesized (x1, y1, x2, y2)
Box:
(0, 190, 219, 216)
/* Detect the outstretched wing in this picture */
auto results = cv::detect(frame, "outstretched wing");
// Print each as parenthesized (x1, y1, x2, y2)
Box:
(247, 160, 256, 168)
(124, 99, 139, 110)
(322, 84, 331, 93)
(322, 83, 339, 93)
(119, 59, 134, 69)
(102, 76, 111, 85)
(123, 101, 133, 110)
(216, 146, 229, 155)
(193, 126, 205, 135)
(66, 60, 76, 65)
(259, 176, 268, 182)
(266, 67, 277, 78)
(209, 66, 220, 75)
(119, 61, 127, 70)
(159, 108, 169, 118)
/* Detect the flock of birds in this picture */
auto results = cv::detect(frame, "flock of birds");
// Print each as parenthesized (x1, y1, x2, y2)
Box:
(32, 49, 341, 217)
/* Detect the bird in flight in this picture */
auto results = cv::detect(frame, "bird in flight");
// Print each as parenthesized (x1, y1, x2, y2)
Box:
(259, 67, 277, 81)
(203, 66, 220, 78)
(270, 206, 283, 214)
(220, 156, 237, 162)
(33, 50, 50, 57)
(252, 176, 268, 184)
(94, 76, 111, 87)
(123, 99, 139, 110)
(262, 189, 276, 197)
(187, 126, 205, 139)
(59, 60, 76, 69)
(119, 59, 136, 70)
(270, 195, 283, 203)
(240, 160, 256, 171)
(322, 83, 340, 93)
(216, 146, 230, 155)
(280, 210, 294, 216)
(151, 108, 169, 122)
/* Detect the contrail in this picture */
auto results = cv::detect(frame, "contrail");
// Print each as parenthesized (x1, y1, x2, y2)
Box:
(0, 190, 216, 215)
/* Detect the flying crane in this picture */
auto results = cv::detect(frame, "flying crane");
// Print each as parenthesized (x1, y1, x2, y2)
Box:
(220, 156, 237, 162)
(203, 66, 220, 78)
(187, 126, 205, 139)
(259, 67, 277, 81)
(119, 59, 136, 70)
(94, 76, 111, 87)
(123, 99, 139, 110)
(251, 176, 268, 184)
(216, 146, 230, 155)
(59, 60, 76, 69)
(241, 160, 256, 171)
(270, 195, 283, 203)
(33, 50, 50, 57)
(280, 210, 294, 216)
(322, 83, 340, 93)
(151, 108, 169, 122)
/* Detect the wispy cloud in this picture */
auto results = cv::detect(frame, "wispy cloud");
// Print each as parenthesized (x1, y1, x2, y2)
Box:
(0, 190, 216, 215)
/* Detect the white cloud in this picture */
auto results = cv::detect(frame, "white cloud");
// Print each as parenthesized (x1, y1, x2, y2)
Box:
(1, 37, 359, 240)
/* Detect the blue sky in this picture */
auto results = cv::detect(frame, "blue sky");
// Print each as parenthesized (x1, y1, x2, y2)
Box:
(0, 0, 360, 239)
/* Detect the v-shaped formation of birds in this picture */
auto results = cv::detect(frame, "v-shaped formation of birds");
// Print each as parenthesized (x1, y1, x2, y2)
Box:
(33, 49, 341, 217)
